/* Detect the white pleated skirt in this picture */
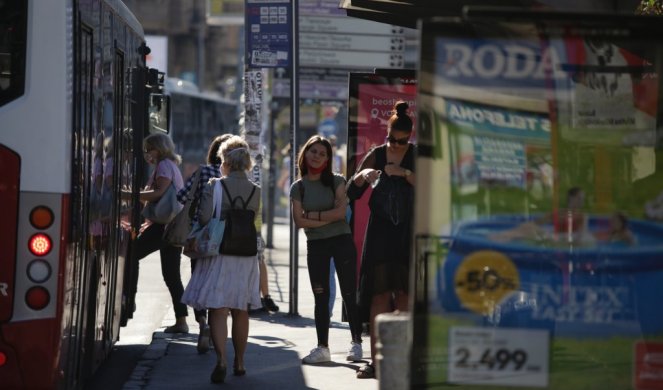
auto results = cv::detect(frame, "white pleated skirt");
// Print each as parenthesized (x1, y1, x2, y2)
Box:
(182, 253, 261, 311)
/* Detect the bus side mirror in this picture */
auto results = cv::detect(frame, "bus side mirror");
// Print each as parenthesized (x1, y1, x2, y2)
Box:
(149, 93, 170, 133)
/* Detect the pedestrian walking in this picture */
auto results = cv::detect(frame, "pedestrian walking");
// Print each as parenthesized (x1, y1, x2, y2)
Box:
(181, 136, 262, 384)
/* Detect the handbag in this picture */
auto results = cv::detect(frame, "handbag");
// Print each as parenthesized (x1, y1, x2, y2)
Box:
(369, 175, 413, 226)
(142, 183, 183, 224)
(183, 180, 226, 258)
(163, 168, 202, 246)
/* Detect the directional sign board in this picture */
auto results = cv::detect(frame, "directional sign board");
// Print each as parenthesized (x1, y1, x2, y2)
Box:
(273, 67, 351, 100)
(300, 33, 405, 52)
(292, 0, 412, 101)
(299, 16, 396, 35)
(301, 50, 404, 69)
(299, 0, 405, 69)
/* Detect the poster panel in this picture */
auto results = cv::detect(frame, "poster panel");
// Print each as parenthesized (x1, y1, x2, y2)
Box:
(413, 15, 663, 389)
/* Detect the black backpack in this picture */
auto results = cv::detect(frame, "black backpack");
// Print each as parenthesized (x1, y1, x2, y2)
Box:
(219, 180, 258, 256)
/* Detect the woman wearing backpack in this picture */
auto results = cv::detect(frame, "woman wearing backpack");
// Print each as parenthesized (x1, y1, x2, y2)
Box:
(290, 135, 364, 365)
(181, 135, 261, 384)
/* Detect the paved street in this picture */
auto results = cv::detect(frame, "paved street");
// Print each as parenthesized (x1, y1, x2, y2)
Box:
(118, 220, 379, 389)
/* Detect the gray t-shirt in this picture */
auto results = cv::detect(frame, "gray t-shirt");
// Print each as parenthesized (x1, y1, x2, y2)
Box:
(290, 174, 351, 241)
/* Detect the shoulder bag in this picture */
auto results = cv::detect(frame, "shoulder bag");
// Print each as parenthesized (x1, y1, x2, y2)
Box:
(183, 180, 226, 258)
(142, 183, 183, 224)
(163, 168, 202, 246)
(141, 161, 184, 224)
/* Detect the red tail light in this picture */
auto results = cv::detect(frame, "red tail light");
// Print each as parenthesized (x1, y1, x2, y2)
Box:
(0, 351, 6, 367)
(28, 233, 52, 256)
(25, 286, 50, 310)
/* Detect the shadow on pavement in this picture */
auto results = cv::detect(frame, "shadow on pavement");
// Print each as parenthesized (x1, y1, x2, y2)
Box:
(146, 332, 314, 390)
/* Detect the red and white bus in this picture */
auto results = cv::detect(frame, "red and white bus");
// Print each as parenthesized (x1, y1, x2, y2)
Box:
(0, 1, 167, 388)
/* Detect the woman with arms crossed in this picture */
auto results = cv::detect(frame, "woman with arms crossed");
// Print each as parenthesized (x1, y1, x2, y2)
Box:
(291, 135, 364, 365)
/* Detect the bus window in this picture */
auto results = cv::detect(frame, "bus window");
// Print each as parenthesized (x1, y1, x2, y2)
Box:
(0, 1, 27, 107)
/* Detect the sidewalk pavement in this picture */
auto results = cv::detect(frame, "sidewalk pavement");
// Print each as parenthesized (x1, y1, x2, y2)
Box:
(122, 221, 379, 390)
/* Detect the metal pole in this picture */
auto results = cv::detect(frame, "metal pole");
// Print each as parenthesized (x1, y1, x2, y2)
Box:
(288, 0, 299, 317)
(194, 0, 205, 89)
(265, 101, 277, 248)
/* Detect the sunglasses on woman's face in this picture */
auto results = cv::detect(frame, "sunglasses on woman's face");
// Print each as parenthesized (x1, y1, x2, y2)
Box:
(386, 135, 409, 145)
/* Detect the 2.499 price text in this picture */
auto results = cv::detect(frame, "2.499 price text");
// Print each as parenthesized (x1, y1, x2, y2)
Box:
(454, 347, 528, 370)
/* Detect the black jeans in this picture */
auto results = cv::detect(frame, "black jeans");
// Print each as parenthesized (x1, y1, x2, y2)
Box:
(133, 222, 188, 318)
(306, 234, 362, 346)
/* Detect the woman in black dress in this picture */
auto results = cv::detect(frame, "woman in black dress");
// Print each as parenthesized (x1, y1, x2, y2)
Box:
(347, 100, 416, 378)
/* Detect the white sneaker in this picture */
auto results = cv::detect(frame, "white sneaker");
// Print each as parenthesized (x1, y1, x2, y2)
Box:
(346, 341, 363, 362)
(302, 346, 331, 364)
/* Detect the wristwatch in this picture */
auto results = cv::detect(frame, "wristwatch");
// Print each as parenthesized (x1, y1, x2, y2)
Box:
(404, 169, 412, 177)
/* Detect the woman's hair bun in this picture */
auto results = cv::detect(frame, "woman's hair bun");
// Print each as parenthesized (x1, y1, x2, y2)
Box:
(394, 101, 409, 116)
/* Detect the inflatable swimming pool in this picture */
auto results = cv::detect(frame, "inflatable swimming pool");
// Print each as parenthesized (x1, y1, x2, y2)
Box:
(438, 216, 663, 337)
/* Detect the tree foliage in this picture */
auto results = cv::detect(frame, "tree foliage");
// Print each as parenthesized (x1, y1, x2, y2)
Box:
(637, 0, 663, 15)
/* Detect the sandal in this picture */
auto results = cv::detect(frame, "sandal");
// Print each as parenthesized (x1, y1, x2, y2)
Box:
(356, 363, 375, 379)
(233, 356, 246, 376)
(210, 364, 227, 383)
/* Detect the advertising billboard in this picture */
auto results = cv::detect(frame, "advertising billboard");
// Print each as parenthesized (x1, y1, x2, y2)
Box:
(412, 13, 663, 389)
